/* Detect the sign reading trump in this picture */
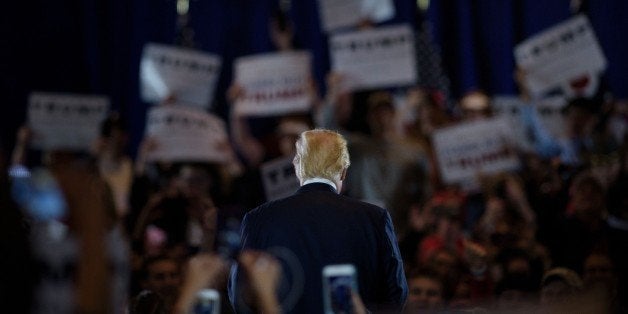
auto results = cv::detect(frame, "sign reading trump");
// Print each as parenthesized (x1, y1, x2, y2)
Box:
(28, 92, 109, 151)
(514, 15, 606, 97)
(330, 24, 417, 90)
(234, 51, 312, 117)
(140, 43, 222, 108)
(144, 105, 230, 163)
(433, 118, 520, 185)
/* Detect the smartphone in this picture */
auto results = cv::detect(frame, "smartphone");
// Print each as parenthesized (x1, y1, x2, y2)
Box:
(192, 289, 220, 314)
(322, 264, 358, 314)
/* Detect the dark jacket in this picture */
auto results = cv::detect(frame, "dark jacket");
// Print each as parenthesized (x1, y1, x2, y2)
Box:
(229, 182, 407, 313)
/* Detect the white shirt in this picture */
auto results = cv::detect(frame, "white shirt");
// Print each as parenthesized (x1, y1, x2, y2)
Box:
(302, 177, 338, 193)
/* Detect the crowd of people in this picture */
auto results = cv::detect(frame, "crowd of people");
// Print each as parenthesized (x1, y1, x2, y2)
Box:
(1, 11, 627, 314)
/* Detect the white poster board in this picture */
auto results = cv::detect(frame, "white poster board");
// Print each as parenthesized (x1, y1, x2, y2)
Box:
(234, 51, 312, 117)
(28, 92, 110, 151)
(318, 0, 395, 33)
(433, 118, 520, 185)
(330, 24, 417, 90)
(144, 105, 230, 163)
(140, 43, 222, 108)
(514, 14, 607, 96)
(260, 156, 300, 201)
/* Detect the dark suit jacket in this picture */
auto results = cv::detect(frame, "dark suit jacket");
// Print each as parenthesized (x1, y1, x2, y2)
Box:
(229, 182, 408, 313)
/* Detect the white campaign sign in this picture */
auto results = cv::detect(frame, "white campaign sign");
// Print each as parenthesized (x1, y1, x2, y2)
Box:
(514, 14, 607, 96)
(234, 51, 312, 117)
(28, 93, 110, 151)
(260, 156, 300, 201)
(330, 24, 417, 90)
(140, 43, 222, 108)
(317, 0, 395, 33)
(144, 106, 230, 163)
(433, 118, 520, 185)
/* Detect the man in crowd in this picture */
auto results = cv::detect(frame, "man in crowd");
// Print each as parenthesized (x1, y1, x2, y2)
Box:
(229, 129, 407, 313)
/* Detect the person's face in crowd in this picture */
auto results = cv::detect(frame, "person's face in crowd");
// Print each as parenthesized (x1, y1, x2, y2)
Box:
(540, 280, 574, 305)
(460, 91, 491, 121)
(583, 254, 615, 286)
(143, 259, 182, 298)
(177, 165, 212, 200)
(407, 276, 444, 310)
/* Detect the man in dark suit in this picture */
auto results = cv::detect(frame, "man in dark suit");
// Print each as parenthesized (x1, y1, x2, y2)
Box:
(229, 129, 407, 313)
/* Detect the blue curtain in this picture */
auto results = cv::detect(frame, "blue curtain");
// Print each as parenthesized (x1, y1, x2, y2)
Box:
(427, 0, 628, 98)
(1, 0, 626, 156)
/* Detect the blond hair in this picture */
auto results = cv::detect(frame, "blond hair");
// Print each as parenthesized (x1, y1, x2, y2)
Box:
(293, 129, 350, 182)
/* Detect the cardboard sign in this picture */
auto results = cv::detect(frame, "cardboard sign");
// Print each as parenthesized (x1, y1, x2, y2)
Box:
(514, 15, 607, 96)
(317, 0, 395, 33)
(234, 51, 312, 117)
(28, 92, 110, 151)
(140, 43, 222, 108)
(330, 24, 417, 90)
(144, 105, 230, 162)
(432, 118, 520, 185)
(260, 156, 300, 201)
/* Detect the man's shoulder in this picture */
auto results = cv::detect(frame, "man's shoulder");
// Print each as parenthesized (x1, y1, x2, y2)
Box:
(335, 194, 389, 220)
(245, 195, 299, 220)
(247, 192, 387, 219)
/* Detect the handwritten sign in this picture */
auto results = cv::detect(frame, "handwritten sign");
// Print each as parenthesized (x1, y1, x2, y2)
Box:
(260, 156, 300, 201)
(144, 105, 230, 162)
(317, 0, 395, 33)
(433, 118, 520, 185)
(234, 51, 312, 117)
(514, 15, 607, 96)
(330, 24, 417, 90)
(28, 92, 109, 151)
(140, 43, 222, 108)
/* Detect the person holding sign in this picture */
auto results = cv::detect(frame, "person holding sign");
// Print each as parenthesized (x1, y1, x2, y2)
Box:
(93, 113, 134, 219)
(229, 129, 407, 313)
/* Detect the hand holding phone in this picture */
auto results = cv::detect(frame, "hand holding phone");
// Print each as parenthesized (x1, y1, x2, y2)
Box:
(193, 289, 220, 314)
(322, 264, 358, 314)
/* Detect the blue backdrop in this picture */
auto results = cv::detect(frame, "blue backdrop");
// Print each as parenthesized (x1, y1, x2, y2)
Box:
(1, 0, 626, 157)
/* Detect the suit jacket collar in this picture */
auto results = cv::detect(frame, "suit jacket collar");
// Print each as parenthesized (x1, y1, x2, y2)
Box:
(296, 182, 338, 194)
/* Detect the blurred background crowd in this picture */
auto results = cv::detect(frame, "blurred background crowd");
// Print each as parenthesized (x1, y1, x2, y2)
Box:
(1, 0, 627, 313)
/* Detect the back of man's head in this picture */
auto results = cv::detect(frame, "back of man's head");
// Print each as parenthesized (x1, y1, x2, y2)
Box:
(293, 129, 350, 182)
